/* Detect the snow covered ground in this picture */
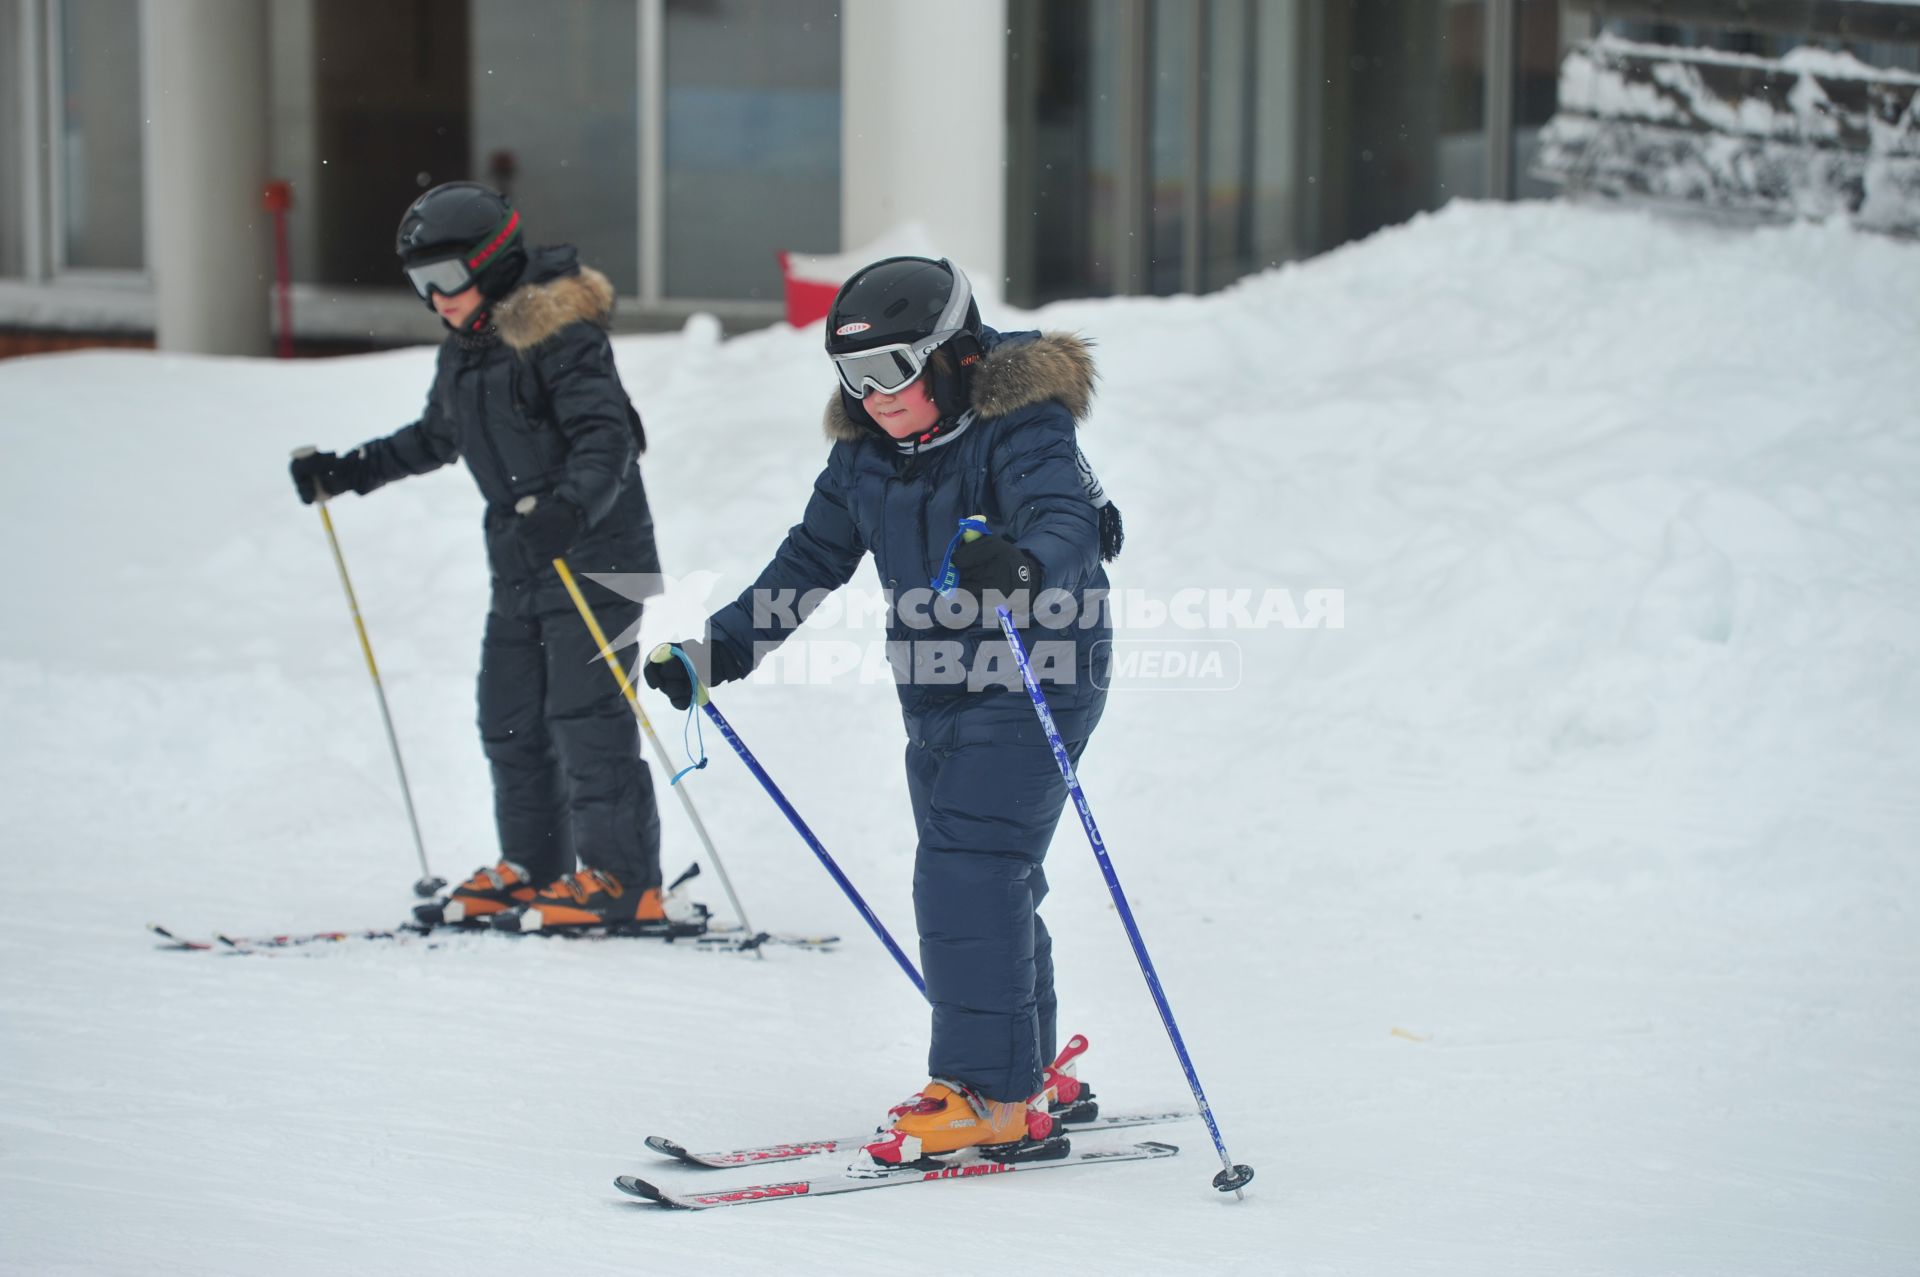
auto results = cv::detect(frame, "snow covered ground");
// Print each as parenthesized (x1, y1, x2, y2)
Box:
(2, 201, 1916, 1274)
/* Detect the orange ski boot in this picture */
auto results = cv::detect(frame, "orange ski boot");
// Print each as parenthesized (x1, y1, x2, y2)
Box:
(492, 868, 700, 934)
(423, 861, 537, 926)
(856, 1081, 1062, 1173)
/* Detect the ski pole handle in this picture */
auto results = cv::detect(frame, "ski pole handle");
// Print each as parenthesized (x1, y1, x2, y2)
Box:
(291, 444, 334, 505)
(930, 514, 992, 596)
(647, 642, 711, 708)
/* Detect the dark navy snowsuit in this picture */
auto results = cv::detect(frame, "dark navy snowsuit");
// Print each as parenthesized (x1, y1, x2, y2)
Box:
(708, 329, 1111, 1102)
(353, 246, 664, 890)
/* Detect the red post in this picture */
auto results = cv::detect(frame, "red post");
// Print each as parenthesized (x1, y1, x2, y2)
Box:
(263, 179, 294, 359)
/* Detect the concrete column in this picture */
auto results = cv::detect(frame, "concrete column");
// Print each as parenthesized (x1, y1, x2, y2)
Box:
(142, 0, 272, 355)
(840, 0, 1006, 302)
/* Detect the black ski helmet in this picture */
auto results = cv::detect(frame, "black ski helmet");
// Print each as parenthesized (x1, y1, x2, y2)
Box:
(394, 181, 527, 306)
(826, 256, 983, 423)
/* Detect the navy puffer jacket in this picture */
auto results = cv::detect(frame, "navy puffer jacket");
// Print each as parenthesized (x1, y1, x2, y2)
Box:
(708, 328, 1112, 748)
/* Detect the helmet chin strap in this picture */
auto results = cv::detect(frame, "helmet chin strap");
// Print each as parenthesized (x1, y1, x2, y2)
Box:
(439, 302, 494, 338)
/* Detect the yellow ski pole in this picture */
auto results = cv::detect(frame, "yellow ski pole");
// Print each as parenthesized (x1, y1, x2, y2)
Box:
(518, 497, 761, 947)
(291, 447, 445, 898)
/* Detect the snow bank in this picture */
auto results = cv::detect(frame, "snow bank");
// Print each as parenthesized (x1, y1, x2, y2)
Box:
(1, 200, 1916, 1273)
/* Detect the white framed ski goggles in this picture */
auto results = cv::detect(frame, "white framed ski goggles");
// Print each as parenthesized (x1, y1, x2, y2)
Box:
(403, 210, 521, 300)
(404, 254, 476, 300)
(831, 329, 971, 399)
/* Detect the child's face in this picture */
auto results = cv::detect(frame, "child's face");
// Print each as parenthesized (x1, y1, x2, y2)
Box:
(864, 376, 940, 439)
(432, 285, 484, 330)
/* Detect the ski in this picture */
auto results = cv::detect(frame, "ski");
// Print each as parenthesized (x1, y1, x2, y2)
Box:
(698, 925, 841, 953)
(616, 1139, 1180, 1210)
(148, 923, 430, 952)
(644, 1106, 1194, 1170)
(148, 921, 837, 955)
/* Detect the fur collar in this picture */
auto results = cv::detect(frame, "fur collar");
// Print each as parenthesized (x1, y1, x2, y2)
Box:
(493, 266, 616, 351)
(823, 331, 1097, 443)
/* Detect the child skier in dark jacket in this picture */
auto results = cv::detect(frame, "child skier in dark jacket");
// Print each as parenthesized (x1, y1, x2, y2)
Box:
(290, 182, 679, 934)
(646, 256, 1121, 1166)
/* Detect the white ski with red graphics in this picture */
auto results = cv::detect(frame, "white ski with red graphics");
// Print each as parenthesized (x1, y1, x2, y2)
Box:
(616, 1139, 1180, 1210)
(643, 1033, 1183, 1170)
(643, 1106, 1194, 1170)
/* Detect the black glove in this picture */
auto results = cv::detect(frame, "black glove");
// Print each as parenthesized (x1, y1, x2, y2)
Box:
(949, 534, 1041, 599)
(289, 449, 370, 504)
(517, 495, 585, 563)
(642, 639, 748, 711)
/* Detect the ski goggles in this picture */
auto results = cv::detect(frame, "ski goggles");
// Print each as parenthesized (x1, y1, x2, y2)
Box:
(402, 210, 521, 299)
(830, 259, 975, 399)
(831, 330, 970, 399)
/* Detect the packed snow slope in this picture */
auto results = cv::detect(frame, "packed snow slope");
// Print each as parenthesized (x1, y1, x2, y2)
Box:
(1, 201, 1916, 1275)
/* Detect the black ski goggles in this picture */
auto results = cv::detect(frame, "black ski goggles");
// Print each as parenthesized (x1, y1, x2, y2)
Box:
(403, 210, 521, 300)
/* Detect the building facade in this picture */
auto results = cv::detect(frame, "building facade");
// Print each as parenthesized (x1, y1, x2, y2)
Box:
(2, 1, 1913, 355)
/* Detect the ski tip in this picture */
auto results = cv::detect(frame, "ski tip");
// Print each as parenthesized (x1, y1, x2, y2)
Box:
(614, 1175, 678, 1206)
(643, 1135, 691, 1161)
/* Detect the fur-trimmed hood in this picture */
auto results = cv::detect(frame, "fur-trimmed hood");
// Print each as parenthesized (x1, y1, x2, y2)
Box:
(493, 247, 616, 351)
(824, 330, 1097, 443)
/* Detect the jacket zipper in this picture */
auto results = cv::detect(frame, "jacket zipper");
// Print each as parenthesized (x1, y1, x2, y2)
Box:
(468, 355, 517, 506)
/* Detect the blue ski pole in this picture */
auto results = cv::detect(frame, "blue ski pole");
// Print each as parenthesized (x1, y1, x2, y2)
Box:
(647, 644, 926, 997)
(945, 519, 1254, 1196)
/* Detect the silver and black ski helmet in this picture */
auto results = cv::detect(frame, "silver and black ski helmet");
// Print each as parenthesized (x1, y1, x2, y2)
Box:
(825, 256, 983, 419)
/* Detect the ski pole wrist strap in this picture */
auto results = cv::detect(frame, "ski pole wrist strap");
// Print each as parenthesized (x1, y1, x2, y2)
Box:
(650, 643, 711, 785)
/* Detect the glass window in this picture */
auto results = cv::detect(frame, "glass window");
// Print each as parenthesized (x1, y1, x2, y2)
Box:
(1203, 0, 1258, 293)
(470, 0, 639, 293)
(1512, 0, 1559, 199)
(0, 0, 24, 277)
(1007, 0, 1124, 306)
(56, 0, 144, 272)
(1085, 2, 1125, 295)
(310, 0, 470, 288)
(1316, 0, 1479, 246)
(1010, 0, 1306, 303)
(663, 0, 839, 302)
(1436, 0, 1487, 203)
(1250, 0, 1304, 271)
(1146, 0, 1192, 296)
